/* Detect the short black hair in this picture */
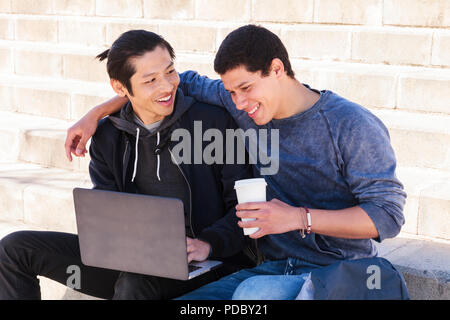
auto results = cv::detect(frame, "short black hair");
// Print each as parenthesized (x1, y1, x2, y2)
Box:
(214, 25, 295, 78)
(97, 30, 175, 95)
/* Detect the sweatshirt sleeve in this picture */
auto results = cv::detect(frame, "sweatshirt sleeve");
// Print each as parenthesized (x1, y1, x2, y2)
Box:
(88, 121, 120, 192)
(179, 71, 243, 119)
(332, 108, 407, 242)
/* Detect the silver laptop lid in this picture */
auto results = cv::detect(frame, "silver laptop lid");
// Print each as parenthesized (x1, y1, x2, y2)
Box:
(73, 188, 190, 280)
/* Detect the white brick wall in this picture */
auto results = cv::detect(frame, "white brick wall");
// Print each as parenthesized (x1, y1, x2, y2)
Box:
(314, 0, 383, 25)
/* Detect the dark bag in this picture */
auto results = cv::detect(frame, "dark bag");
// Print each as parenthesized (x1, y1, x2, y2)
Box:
(310, 257, 410, 300)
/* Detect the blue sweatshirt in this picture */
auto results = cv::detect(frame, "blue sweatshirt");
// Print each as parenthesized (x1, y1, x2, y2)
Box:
(179, 71, 407, 267)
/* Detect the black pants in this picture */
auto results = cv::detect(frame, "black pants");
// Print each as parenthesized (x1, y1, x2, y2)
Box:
(0, 230, 227, 300)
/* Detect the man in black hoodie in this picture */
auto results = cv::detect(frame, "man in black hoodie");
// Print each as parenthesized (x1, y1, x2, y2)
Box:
(0, 30, 255, 300)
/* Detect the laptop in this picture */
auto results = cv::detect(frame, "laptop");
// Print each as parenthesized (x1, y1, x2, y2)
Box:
(73, 188, 222, 280)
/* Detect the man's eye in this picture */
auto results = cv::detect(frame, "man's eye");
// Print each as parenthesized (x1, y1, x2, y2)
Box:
(167, 69, 175, 74)
(242, 86, 250, 91)
(146, 79, 156, 84)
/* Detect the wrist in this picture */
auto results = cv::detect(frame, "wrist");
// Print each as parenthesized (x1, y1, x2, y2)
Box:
(296, 207, 312, 238)
(89, 105, 106, 121)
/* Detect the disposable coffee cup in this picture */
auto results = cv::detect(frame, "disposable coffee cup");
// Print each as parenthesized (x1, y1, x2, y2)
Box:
(234, 178, 267, 235)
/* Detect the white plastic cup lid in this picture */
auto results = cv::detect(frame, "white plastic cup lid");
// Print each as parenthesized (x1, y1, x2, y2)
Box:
(234, 178, 267, 189)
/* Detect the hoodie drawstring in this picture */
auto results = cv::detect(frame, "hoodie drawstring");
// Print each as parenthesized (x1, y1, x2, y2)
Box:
(131, 127, 140, 182)
(156, 131, 161, 181)
(131, 128, 161, 183)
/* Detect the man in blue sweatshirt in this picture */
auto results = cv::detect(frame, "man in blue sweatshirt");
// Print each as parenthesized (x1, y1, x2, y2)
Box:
(65, 25, 408, 299)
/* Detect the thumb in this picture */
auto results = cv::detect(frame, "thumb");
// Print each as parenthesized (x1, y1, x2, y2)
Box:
(75, 136, 88, 156)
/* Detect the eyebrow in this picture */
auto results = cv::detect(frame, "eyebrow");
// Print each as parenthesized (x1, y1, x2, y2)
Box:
(226, 81, 251, 93)
(142, 61, 174, 78)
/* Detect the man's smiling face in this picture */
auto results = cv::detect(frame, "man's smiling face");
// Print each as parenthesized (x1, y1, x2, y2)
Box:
(221, 65, 280, 126)
(113, 45, 180, 124)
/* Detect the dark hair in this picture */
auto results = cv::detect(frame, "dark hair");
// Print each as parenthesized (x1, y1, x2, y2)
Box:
(214, 24, 295, 78)
(97, 30, 175, 95)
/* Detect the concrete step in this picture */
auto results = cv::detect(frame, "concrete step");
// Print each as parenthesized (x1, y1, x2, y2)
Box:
(0, 161, 91, 233)
(0, 220, 100, 300)
(1, 0, 450, 28)
(0, 220, 447, 300)
(1, 12, 449, 66)
(372, 109, 450, 173)
(376, 233, 450, 300)
(397, 167, 450, 240)
(0, 110, 90, 172)
(0, 72, 114, 121)
(1, 39, 450, 115)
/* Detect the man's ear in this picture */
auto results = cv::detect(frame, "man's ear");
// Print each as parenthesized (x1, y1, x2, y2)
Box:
(110, 79, 128, 97)
(270, 58, 285, 79)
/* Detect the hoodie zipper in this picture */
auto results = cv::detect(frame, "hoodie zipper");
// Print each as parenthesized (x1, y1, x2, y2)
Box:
(122, 139, 130, 188)
(168, 147, 195, 239)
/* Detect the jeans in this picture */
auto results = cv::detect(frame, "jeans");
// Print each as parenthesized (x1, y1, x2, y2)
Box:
(176, 258, 321, 300)
(0, 230, 227, 300)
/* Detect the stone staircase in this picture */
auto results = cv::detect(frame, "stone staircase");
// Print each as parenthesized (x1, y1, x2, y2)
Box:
(0, 0, 449, 299)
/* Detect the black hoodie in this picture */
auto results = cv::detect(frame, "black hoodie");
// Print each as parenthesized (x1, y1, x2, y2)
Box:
(88, 89, 255, 267)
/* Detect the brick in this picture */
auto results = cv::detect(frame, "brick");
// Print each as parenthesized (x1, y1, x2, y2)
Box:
(398, 73, 450, 114)
(314, 0, 382, 25)
(0, 0, 11, 13)
(394, 167, 450, 236)
(71, 93, 114, 120)
(96, 0, 143, 18)
(373, 109, 450, 171)
(143, 0, 194, 19)
(63, 54, 109, 83)
(432, 31, 450, 67)
(0, 48, 12, 73)
(15, 87, 71, 119)
(0, 17, 14, 40)
(389, 128, 450, 171)
(53, 0, 95, 15)
(15, 17, 58, 42)
(19, 129, 79, 171)
(58, 19, 106, 46)
(0, 85, 16, 112)
(106, 22, 158, 44)
(351, 29, 432, 66)
(0, 129, 20, 161)
(11, 0, 53, 14)
(195, 0, 250, 21)
(176, 54, 216, 79)
(384, 0, 450, 28)
(159, 23, 216, 52)
(281, 26, 351, 61)
(418, 181, 450, 240)
(402, 196, 419, 235)
(0, 183, 24, 222)
(24, 184, 76, 233)
(314, 67, 397, 109)
(14, 50, 62, 78)
(253, 0, 313, 23)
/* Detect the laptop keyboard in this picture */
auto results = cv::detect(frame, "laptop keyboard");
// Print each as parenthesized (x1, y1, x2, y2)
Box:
(188, 265, 202, 273)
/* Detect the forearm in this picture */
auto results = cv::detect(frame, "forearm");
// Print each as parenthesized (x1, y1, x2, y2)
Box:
(90, 95, 128, 120)
(307, 206, 379, 239)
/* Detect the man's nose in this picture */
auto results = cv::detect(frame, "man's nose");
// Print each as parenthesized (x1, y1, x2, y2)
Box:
(160, 77, 174, 92)
(234, 94, 247, 110)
